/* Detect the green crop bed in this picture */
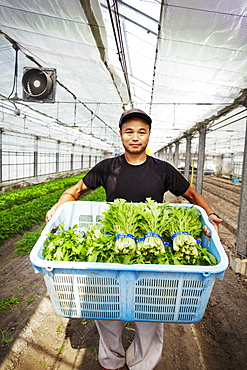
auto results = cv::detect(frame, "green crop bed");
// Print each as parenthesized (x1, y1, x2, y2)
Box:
(0, 173, 106, 251)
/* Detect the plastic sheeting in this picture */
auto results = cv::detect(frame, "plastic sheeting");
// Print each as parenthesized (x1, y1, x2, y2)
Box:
(0, 0, 246, 154)
(151, 0, 247, 148)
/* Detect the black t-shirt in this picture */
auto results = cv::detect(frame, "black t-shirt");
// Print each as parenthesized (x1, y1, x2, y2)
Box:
(83, 155, 190, 203)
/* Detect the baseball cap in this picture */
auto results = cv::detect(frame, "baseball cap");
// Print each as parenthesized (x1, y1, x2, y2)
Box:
(119, 108, 152, 128)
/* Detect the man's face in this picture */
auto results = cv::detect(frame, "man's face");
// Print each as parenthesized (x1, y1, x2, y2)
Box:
(120, 118, 151, 155)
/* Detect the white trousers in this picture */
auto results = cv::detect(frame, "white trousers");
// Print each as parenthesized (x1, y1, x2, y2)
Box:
(95, 320, 164, 370)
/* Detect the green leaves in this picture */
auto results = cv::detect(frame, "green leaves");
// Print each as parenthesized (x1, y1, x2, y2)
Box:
(0, 177, 105, 246)
(0, 174, 84, 211)
(0, 297, 23, 313)
(42, 199, 217, 266)
(0, 190, 64, 244)
(14, 225, 46, 256)
(163, 205, 216, 265)
(12, 187, 106, 256)
(83, 186, 106, 202)
(137, 198, 170, 256)
(0, 329, 14, 344)
(166, 205, 202, 237)
(43, 223, 87, 261)
(100, 198, 140, 254)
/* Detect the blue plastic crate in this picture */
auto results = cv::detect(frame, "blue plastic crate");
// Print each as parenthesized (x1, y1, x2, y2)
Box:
(30, 201, 228, 323)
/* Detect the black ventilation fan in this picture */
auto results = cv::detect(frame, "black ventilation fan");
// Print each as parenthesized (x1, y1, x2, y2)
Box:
(22, 67, 56, 102)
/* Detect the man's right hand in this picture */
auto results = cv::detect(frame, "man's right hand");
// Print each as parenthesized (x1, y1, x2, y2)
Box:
(45, 180, 88, 223)
(45, 205, 58, 223)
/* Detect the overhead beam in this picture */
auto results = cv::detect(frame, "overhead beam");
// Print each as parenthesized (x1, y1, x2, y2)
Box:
(159, 89, 247, 150)
(80, 0, 130, 108)
(100, 1, 158, 36)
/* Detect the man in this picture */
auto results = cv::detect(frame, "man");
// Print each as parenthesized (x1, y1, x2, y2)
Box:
(46, 108, 222, 370)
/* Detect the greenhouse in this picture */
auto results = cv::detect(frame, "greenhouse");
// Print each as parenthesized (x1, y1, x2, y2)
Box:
(0, 1, 247, 369)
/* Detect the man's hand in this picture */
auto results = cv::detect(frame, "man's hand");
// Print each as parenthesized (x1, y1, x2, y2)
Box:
(45, 180, 88, 223)
(182, 187, 223, 236)
(209, 213, 223, 234)
(45, 205, 58, 223)
(205, 213, 223, 236)
(202, 225, 211, 238)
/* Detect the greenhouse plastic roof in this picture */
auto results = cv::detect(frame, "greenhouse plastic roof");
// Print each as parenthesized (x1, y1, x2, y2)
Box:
(0, 0, 247, 154)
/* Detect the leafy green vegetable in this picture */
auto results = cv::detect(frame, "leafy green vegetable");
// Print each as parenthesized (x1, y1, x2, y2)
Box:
(0, 189, 65, 244)
(59, 345, 65, 354)
(0, 174, 85, 211)
(83, 186, 106, 202)
(14, 225, 45, 256)
(43, 223, 87, 261)
(12, 187, 106, 256)
(84, 224, 117, 263)
(0, 329, 14, 344)
(0, 178, 103, 245)
(136, 198, 170, 256)
(0, 297, 23, 313)
(100, 199, 140, 254)
(42, 199, 217, 266)
(164, 206, 215, 265)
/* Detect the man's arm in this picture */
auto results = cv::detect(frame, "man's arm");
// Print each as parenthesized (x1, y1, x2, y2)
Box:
(182, 186, 223, 234)
(45, 179, 89, 222)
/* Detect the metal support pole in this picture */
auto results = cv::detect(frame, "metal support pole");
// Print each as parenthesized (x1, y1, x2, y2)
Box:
(34, 136, 38, 177)
(174, 141, 179, 169)
(164, 147, 168, 161)
(196, 125, 206, 194)
(168, 145, 173, 163)
(231, 152, 234, 178)
(0, 129, 2, 184)
(184, 134, 192, 181)
(81, 146, 84, 169)
(70, 144, 74, 171)
(81, 154, 84, 169)
(236, 118, 247, 257)
(56, 141, 60, 173)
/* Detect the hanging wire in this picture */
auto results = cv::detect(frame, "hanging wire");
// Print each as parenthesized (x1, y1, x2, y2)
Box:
(90, 111, 94, 134)
(7, 42, 21, 115)
(173, 103, 176, 126)
(8, 42, 19, 101)
(106, 0, 133, 106)
(149, 0, 167, 113)
(73, 97, 77, 127)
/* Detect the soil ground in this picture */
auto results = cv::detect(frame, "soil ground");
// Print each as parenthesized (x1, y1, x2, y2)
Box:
(0, 177, 247, 370)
